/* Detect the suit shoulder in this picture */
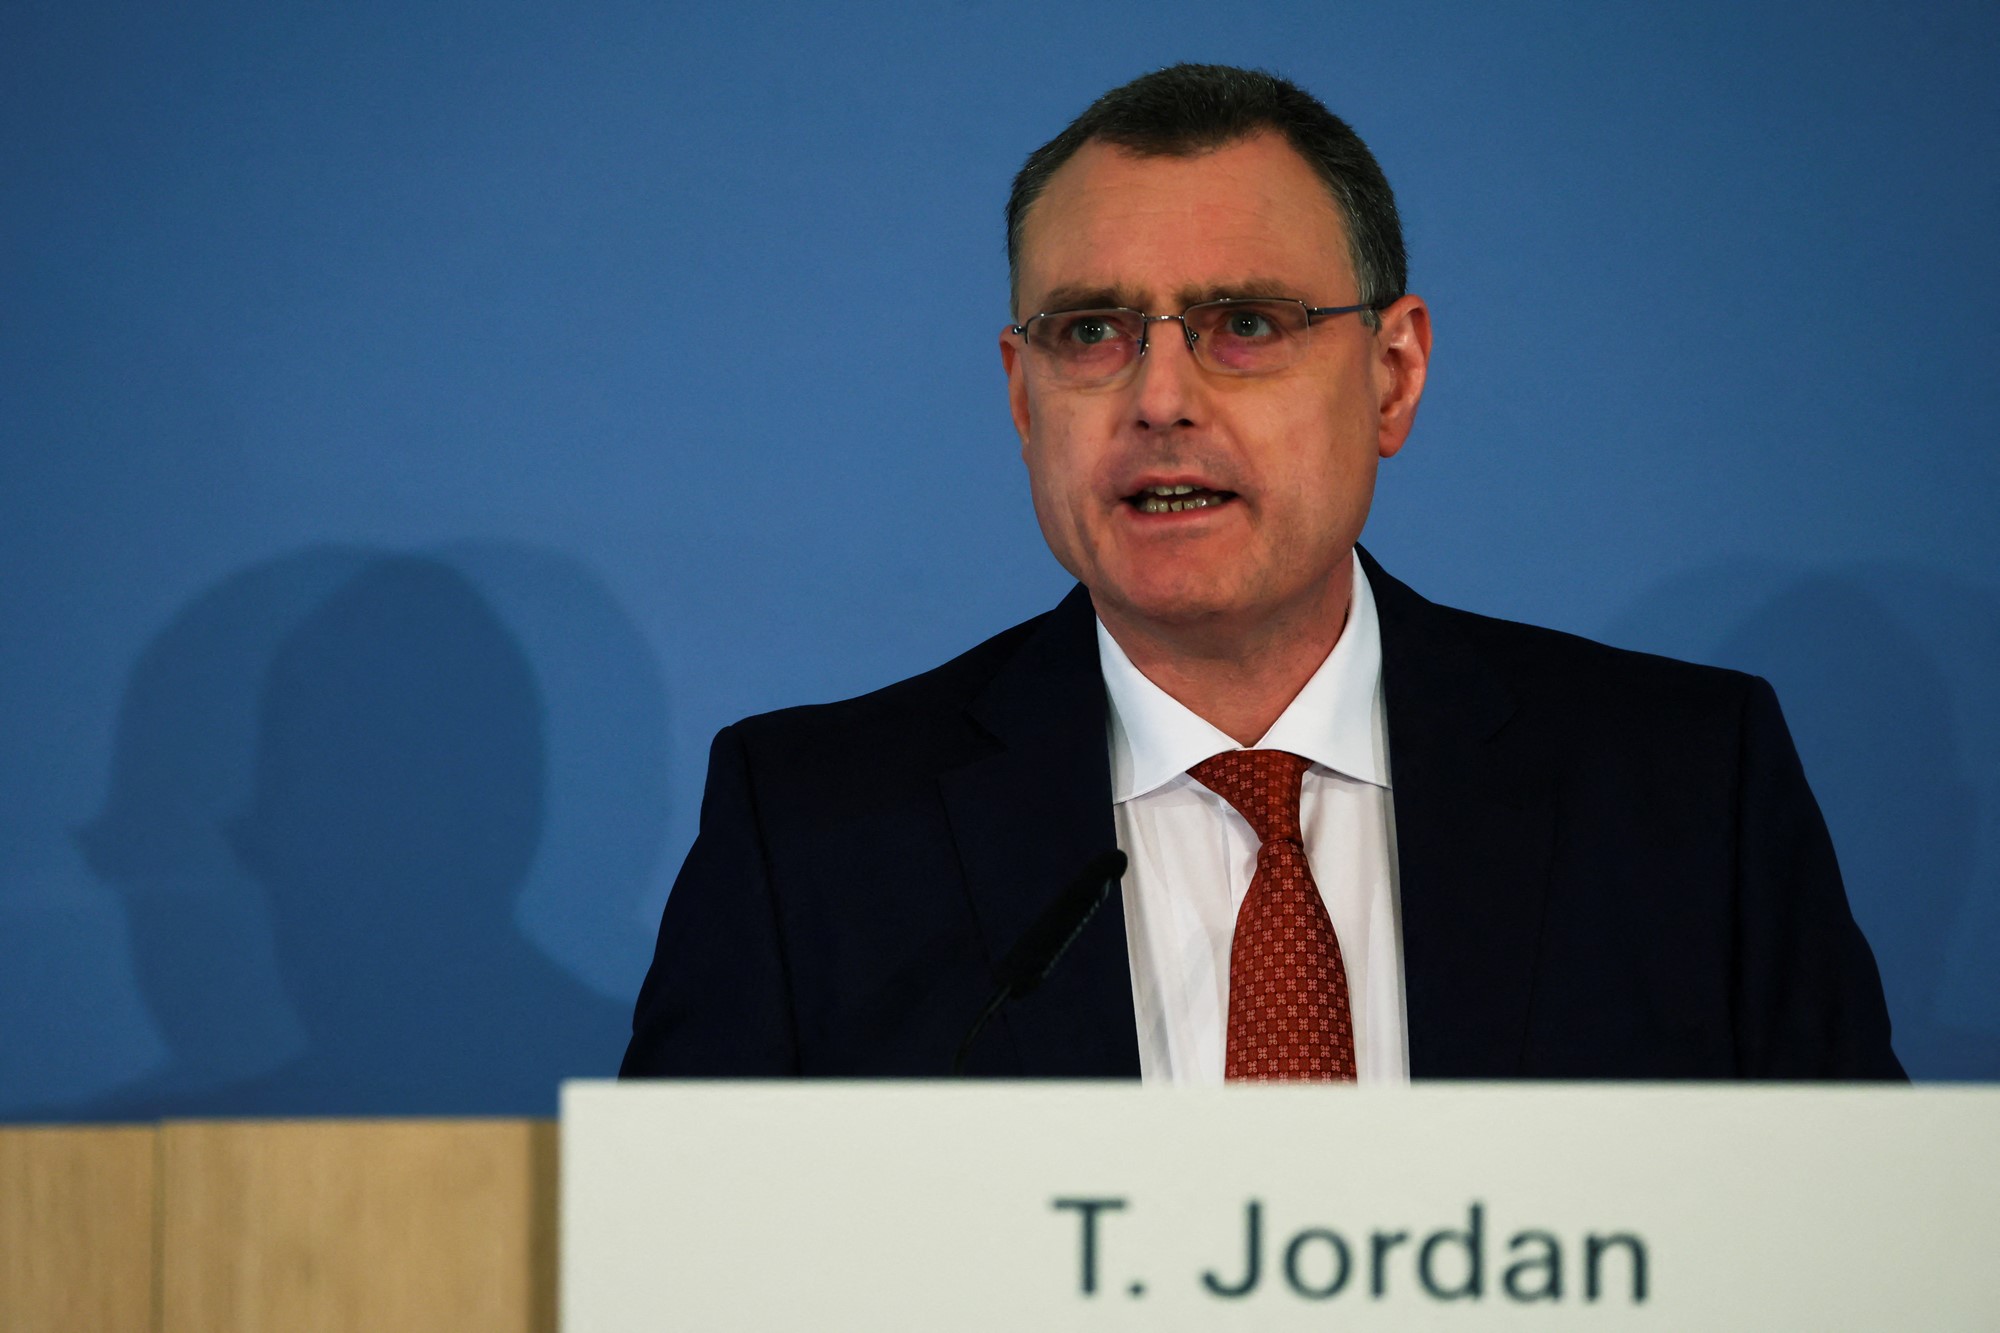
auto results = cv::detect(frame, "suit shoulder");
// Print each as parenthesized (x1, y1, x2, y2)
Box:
(725, 604, 1056, 758)
(1435, 600, 1761, 720)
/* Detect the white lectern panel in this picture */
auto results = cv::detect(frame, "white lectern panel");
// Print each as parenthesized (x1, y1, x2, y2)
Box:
(563, 1082, 1997, 1330)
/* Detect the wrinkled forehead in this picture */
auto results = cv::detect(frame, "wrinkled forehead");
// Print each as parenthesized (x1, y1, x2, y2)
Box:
(1012, 133, 1354, 315)
(1029, 277, 1319, 317)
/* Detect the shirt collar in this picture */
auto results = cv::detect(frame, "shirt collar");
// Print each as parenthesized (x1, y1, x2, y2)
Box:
(1099, 550, 1390, 803)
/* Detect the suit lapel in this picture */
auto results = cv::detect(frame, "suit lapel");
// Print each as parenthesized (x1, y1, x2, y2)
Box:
(937, 586, 1141, 1077)
(1363, 549, 1556, 1078)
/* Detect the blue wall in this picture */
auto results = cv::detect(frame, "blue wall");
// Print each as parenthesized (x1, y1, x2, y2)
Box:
(4, 0, 1995, 1115)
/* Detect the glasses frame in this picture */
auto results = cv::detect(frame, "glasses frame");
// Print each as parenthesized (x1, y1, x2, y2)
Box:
(1008, 296, 1390, 384)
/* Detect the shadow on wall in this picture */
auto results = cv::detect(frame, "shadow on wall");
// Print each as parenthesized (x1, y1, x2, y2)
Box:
(1606, 562, 2000, 1080)
(50, 545, 666, 1119)
(440, 540, 671, 999)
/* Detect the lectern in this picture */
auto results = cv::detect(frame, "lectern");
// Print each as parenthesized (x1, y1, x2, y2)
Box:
(6, 1087, 1998, 1330)
(1, 1119, 554, 1332)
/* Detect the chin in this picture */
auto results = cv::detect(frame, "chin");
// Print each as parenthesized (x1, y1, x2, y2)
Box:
(1101, 579, 1243, 629)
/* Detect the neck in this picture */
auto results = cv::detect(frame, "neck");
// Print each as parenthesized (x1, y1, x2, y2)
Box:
(1097, 559, 1355, 746)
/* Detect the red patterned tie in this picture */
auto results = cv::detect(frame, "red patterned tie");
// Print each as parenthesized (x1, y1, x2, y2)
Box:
(1188, 749, 1358, 1081)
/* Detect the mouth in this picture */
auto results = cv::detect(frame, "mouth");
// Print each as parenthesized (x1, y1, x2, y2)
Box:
(1123, 483, 1239, 515)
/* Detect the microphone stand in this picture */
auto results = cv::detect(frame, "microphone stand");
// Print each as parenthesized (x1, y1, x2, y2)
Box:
(952, 849, 1127, 1076)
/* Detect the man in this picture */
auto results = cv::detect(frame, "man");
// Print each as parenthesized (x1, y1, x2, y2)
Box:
(622, 64, 1902, 1082)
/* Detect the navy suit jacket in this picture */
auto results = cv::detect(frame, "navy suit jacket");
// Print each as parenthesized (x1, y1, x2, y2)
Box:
(623, 550, 1903, 1080)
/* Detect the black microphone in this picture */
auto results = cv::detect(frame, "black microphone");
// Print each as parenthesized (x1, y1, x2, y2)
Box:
(952, 849, 1128, 1076)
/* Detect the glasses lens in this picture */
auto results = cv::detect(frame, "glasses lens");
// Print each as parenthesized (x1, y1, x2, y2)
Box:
(1026, 309, 1142, 382)
(1185, 300, 1310, 374)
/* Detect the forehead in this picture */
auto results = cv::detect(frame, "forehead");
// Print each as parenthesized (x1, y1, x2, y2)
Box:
(1016, 131, 1354, 311)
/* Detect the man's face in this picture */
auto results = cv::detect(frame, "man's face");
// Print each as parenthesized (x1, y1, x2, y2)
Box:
(1001, 132, 1429, 645)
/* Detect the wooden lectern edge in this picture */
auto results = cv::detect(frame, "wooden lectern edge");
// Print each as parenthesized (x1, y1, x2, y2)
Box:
(0, 1117, 557, 1333)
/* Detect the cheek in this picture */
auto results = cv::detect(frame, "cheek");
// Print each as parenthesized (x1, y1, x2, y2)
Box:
(1255, 402, 1378, 535)
(1021, 428, 1088, 554)
(1024, 399, 1111, 508)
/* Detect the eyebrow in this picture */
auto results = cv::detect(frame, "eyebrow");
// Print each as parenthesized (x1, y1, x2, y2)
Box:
(1028, 277, 1312, 314)
(1033, 284, 1146, 314)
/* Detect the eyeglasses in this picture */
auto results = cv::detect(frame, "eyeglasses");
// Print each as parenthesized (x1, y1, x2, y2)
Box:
(1009, 297, 1387, 387)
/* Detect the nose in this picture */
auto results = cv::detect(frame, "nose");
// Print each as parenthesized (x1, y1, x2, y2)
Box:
(1131, 315, 1203, 432)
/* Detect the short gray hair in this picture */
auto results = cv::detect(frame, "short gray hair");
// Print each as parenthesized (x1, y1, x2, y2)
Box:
(1005, 63, 1407, 325)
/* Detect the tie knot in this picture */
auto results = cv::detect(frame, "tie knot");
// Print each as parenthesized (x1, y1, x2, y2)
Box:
(1188, 749, 1310, 845)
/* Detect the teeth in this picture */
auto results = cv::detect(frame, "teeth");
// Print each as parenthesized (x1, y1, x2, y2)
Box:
(1138, 494, 1222, 513)
(1173, 484, 1194, 495)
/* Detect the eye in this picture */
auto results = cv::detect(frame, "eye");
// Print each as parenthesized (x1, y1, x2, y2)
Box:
(1025, 309, 1139, 381)
(1223, 309, 1278, 340)
(1064, 316, 1119, 346)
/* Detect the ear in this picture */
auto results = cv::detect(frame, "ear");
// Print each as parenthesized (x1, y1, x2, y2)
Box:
(999, 326, 1033, 449)
(1371, 294, 1432, 460)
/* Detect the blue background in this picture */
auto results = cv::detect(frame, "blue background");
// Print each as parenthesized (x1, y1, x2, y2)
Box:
(4, 0, 1996, 1117)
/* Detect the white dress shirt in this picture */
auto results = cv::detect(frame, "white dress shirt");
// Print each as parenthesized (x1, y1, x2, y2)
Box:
(1098, 552, 1410, 1085)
